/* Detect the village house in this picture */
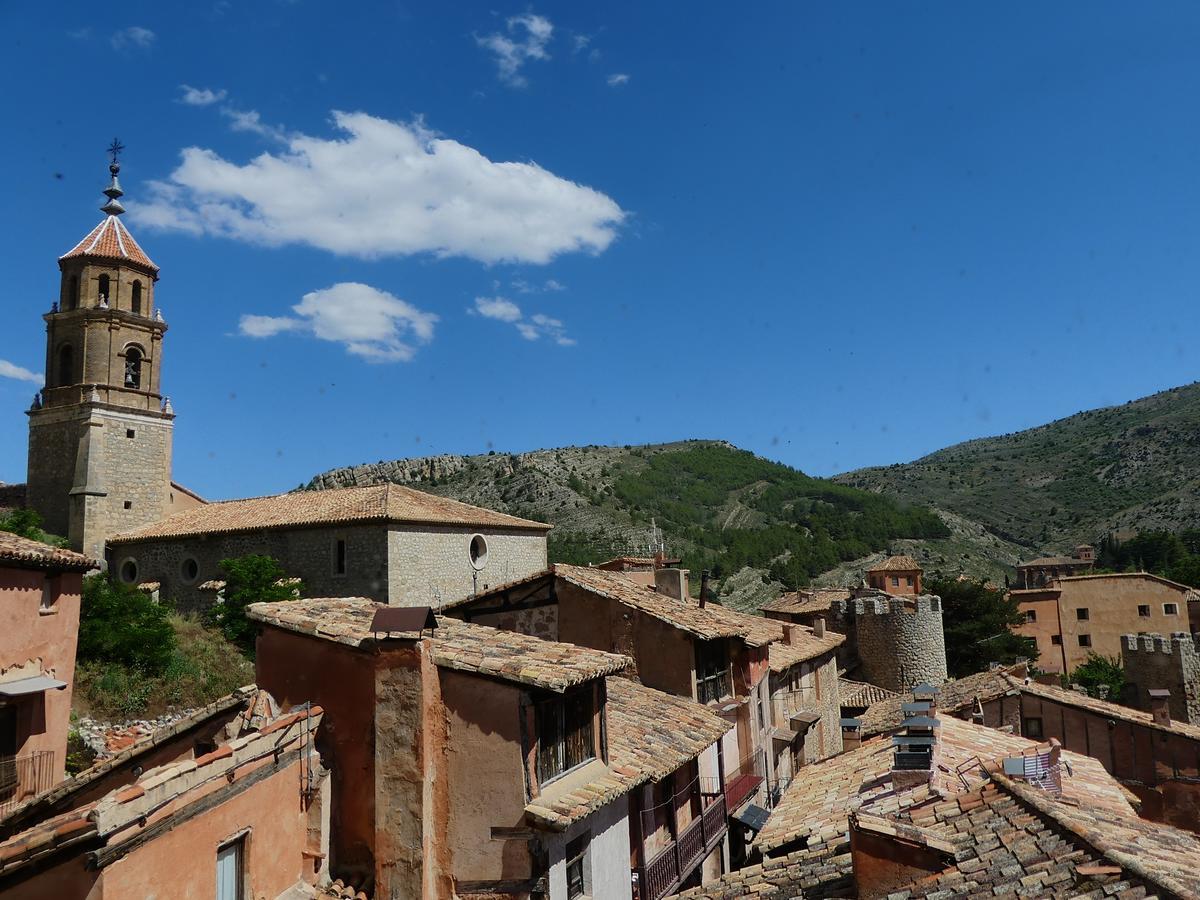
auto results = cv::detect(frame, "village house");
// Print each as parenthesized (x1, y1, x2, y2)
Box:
(863, 555, 922, 596)
(758, 588, 852, 628)
(248, 597, 737, 900)
(103, 482, 551, 611)
(440, 563, 845, 859)
(0, 691, 330, 900)
(1011, 571, 1199, 673)
(1014, 544, 1096, 589)
(0, 532, 95, 807)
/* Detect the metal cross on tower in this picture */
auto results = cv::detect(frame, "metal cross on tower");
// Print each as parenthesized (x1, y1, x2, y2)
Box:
(107, 138, 125, 166)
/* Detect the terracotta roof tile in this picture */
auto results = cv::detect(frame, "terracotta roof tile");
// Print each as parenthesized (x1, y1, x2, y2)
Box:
(677, 843, 854, 899)
(758, 589, 852, 616)
(523, 759, 637, 831)
(60, 216, 158, 272)
(0, 532, 95, 572)
(604, 677, 731, 783)
(866, 554, 922, 573)
(247, 598, 629, 692)
(1009, 674, 1200, 742)
(108, 482, 550, 543)
(859, 667, 1019, 736)
(838, 678, 899, 709)
(766, 628, 845, 672)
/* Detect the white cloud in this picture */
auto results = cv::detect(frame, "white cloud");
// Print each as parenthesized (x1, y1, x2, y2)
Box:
(178, 85, 227, 107)
(220, 107, 289, 141)
(472, 296, 523, 322)
(0, 360, 42, 384)
(471, 297, 574, 346)
(543, 279, 565, 292)
(134, 110, 624, 265)
(239, 282, 437, 362)
(111, 26, 155, 50)
(476, 13, 553, 87)
(511, 277, 566, 294)
(607, 73, 630, 87)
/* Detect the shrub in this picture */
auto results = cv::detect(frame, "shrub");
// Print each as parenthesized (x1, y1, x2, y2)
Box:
(0, 508, 68, 547)
(78, 576, 176, 674)
(205, 555, 302, 652)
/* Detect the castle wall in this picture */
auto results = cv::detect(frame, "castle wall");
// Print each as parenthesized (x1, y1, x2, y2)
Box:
(1122, 632, 1200, 724)
(835, 595, 947, 693)
(386, 525, 547, 608)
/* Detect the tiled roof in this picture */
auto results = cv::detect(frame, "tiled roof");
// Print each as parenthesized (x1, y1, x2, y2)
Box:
(0, 531, 95, 572)
(605, 677, 732, 783)
(524, 759, 639, 831)
(247, 598, 629, 692)
(1009, 674, 1200, 742)
(758, 589, 852, 616)
(0, 804, 98, 877)
(859, 667, 1018, 737)
(866, 554, 922, 573)
(838, 678, 899, 709)
(108, 482, 550, 543)
(676, 843, 854, 899)
(753, 716, 1131, 857)
(60, 215, 158, 272)
(767, 628, 844, 672)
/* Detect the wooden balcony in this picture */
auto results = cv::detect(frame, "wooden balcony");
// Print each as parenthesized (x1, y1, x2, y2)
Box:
(0, 751, 56, 816)
(638, 793, 727, 900)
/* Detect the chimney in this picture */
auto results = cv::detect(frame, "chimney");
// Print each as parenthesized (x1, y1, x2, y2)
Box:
(699, 571, 710, 608)
(813, 616, 826, 639)
(654, 568, 686, 601)
(783, 624, 799, 647)
(841, 717, 862, 751)
(1149, 689, 1172, 727)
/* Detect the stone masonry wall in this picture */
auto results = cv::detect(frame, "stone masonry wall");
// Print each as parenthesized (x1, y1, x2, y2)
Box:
(835, 595, 948, 693)
(1121, 632, 1200, 724)
(387, 526, 547, 608)
(26, 404, 81, 537)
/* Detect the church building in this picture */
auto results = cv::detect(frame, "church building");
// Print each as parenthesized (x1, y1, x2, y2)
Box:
(24, 148, 203, 563)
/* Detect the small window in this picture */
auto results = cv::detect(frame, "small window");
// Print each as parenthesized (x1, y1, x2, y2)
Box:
(124, 346, 143, 389)
(97, 273, 110, 305)
(1139, 604, 1151, 618)
(536, 687, 596, 785)
(123, 500, 132, 510)
(1051, 634, 1063, 646)
(57, 344, 74, 387)
(1024, 610, 1037, 624)
(131, 280, 142, 315)
(334, 539, 347, 575)
(891, 576, 900, 587)
(181, 558, 200, 584)
(126, 428, 136, 439)
(1023, 717, 1044, 739)
(905, 576, 913, 586)
(216, 836, 245, 900)
(469, 533, 489, 570)
(119, 559, 138, 584)
(695, 640, 731, 704)
(1076, 608, 1090, 621)
(566, 833, 589, 900)
(1165, 603, 1179, 616)
(41, 574, 61, 614)
(1078, 634, 1092, 648)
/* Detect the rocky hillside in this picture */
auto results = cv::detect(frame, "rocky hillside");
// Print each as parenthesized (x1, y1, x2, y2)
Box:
(835, 382, 1200, 552)
(306, 441, 962, 612)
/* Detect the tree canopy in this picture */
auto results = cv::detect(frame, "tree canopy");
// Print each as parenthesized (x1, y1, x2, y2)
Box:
(205, 554, 303, 652)
(927, 576, 1036, 678)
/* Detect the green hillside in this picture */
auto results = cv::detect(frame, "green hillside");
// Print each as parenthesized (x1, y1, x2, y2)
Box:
(306, 440, 955, 611)
(835, 382, 1200, 552)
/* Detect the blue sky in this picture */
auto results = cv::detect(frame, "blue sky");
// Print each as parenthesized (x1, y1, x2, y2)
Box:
(4, 3, 1200, 500)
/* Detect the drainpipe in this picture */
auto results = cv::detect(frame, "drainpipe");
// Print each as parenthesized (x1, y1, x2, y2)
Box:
(699, 571, 710, 608)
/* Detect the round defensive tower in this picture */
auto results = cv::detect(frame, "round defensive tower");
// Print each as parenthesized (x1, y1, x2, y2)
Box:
(833, 594, 948, 693)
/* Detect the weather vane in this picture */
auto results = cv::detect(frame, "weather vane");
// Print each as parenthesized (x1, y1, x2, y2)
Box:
(107, 138, 124, 167)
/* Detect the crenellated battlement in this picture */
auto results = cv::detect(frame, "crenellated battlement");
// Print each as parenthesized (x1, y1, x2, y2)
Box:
(831, 592, 947, 693)
(1122, 632, 1200, 724)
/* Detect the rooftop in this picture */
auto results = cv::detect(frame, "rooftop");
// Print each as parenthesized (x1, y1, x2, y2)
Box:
(758, 588, 852, 617)
(858, 667, 1019, 736)
(0, 532, 95, 572)
(247, 598, 629, 692)
(838, 678, 900, 709)
(1008, 674, 1200, 742)
(108, 482, 550, 543)
(866, 554, 922, 573)
(59, 215, 158, 273)
(753, 715, 1132, 856)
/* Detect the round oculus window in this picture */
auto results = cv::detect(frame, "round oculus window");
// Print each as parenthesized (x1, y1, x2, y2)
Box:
(469, 534, 489, 571)
(180, 557, 199, 584)
(119, 559, 139, 584)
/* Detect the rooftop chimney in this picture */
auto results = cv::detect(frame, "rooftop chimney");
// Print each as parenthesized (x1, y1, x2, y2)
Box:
(813, 616, 826, 639)
(699, 570, 710, 608)
(1149, 689, 1172, 727)
(783, 624, 799, 647)
(842, 717, 862, 751)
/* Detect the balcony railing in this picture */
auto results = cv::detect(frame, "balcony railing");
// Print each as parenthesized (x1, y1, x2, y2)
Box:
(723, 748, 766, 812)
(0, 751, 57, 816)
(638, 794, 728, 900)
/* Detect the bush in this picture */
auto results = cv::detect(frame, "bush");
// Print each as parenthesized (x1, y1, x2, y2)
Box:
(1068, 653, 1126, 701)
(205, 555, 302, 652)
(927, 576, 1036, 678)
(78, 576, 176, 674)
(0, 508, 68, 547)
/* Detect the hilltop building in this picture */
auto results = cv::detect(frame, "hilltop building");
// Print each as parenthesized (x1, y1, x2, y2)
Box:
(1014, 544, 1096, 588)
(23, 153, 203, 562)
(104, 482, 551, 610)
(1011, 571, 1199, 673)
(864, 554, 922, 596)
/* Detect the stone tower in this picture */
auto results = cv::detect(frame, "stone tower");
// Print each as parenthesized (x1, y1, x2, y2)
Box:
(831, 593, 948, 692)
(26, 146, 175, 563)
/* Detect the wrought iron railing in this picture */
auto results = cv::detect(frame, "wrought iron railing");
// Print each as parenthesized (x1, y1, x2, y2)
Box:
(0, 751, 57, 816)
(638, 793, 728, 900)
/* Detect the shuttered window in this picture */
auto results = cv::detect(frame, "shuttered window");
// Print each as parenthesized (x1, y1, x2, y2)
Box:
(536, 687, 596, 785)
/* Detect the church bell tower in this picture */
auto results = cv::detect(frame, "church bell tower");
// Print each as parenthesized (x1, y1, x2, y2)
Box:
(26, 142, 176, 562)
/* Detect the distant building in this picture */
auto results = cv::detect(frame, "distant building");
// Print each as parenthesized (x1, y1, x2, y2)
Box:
(864, 554, 923, 596)
(0, 532, 94, 804)
(759, 589, 853, 628)
(1011, 572, 1199, 674)
(1015, 544, 1096, 588)
(104, 482, 551, 610)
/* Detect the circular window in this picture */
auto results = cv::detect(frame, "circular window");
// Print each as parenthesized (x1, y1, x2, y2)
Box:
(469, 534, 489, 571)
(180, 557, 199, 584)
(119, 558, 139, 584)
